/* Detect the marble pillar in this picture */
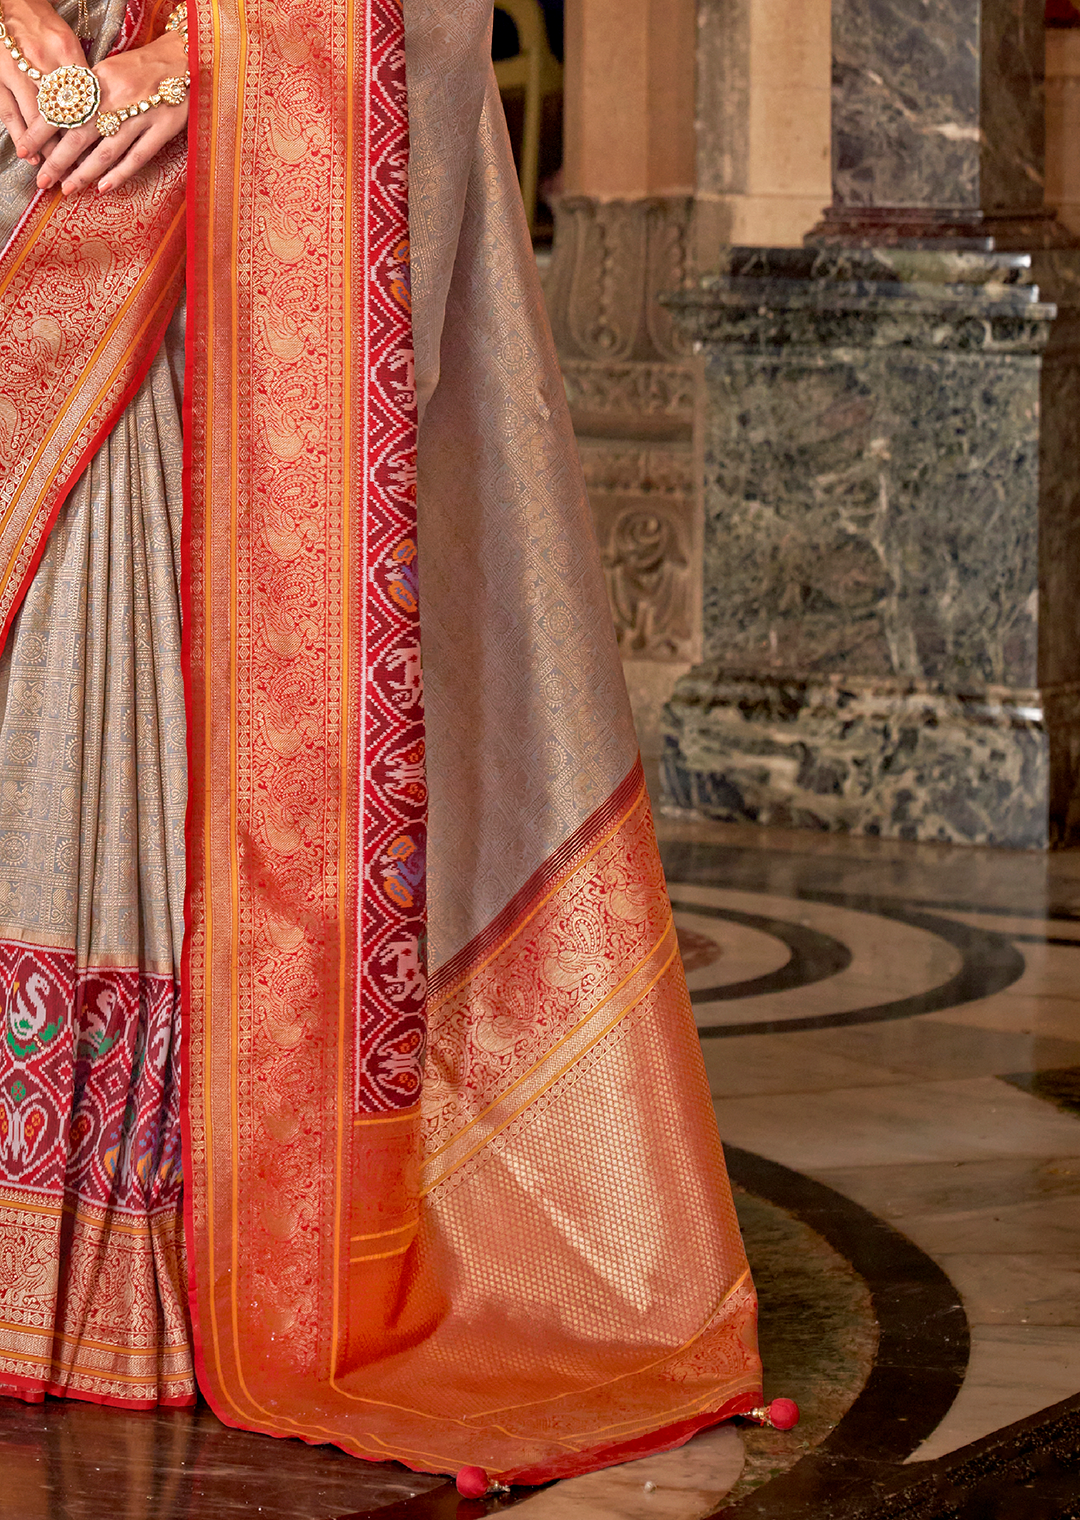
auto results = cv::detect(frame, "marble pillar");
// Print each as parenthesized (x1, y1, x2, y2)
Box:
(693, 0, 831, 257)
(819, 0, 1058, 247)
(544, 197, 699, 753)
(1047, 27, 1080, 239)
(552, 0, 699, 756)
(562, 0, 696, 201)
(660, 0, 1080, 848)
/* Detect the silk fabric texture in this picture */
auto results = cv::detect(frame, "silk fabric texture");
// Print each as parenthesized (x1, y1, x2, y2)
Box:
(0, 0, 762, 1482)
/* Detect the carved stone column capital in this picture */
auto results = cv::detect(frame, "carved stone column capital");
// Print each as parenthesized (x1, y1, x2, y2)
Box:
(545, 195, 695, 363)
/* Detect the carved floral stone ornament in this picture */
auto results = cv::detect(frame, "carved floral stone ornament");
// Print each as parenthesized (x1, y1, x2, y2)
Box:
(603, 506, 689, 659)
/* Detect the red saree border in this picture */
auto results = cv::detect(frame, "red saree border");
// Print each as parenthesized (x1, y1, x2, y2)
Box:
(181, 0, 425, 1454)
(0, 1373, 196, 1411)
(509, 1393, 760, 1487)
(0, 213, 184, 654)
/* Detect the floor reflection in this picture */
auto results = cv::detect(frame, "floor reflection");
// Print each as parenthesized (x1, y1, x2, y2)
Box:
(0, 1397, 445, 1520)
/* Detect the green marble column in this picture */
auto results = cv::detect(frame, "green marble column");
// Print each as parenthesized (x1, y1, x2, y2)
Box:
(660, 0, 1080, 848)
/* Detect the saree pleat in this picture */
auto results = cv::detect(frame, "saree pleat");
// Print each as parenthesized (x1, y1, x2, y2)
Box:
(0, 340, 193, 1406)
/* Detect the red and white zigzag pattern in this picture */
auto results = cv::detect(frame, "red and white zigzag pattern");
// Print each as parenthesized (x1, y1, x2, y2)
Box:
(354, 2, 426, 1114)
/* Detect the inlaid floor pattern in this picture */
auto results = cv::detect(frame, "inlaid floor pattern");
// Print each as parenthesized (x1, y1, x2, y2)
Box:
(5, 815, 1080, 1519)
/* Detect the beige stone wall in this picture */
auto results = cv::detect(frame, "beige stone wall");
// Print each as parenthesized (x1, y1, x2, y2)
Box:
(1047, 30, 1080, 238)
(694, 0, 831, 256)
(563, 0, 831, 246)
(563, 0, 696, 198)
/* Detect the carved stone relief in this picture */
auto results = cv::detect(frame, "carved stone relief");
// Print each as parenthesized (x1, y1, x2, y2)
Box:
(578, 441, 695, 662)
(602, 507, 691, 658)
(560, 359, 695, 440)
(544, 196, 702, 757)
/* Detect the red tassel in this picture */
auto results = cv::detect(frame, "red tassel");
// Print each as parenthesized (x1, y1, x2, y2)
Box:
(456, 1467, 491, 1498)
(748, 1397, 800, 1430)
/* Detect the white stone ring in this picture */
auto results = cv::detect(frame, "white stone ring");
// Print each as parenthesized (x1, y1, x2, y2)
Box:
(37, 64, 100, 129)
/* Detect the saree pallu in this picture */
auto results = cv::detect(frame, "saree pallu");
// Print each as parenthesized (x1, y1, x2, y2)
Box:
(0, 0, 762, 1482)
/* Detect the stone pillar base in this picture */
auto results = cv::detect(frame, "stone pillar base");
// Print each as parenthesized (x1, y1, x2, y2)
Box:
(660, 244, 1080, 852)
(661, 668, 1080, 849)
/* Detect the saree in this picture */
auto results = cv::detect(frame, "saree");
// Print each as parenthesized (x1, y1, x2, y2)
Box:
(0, 0, 762, 1484)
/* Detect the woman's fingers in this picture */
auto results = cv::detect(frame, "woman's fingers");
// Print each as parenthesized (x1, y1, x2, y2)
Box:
(54, 115, 144, 193)
(23, 29, 191, 196)
(48, 101, 185, 195)
(22, 94, 83, 154)
(36, 116, 103, 188)
(7, 77, 56, 160)
(0, 80, 32, 156)
(96, 114, 175, 191)
(2, 48, 90, 155)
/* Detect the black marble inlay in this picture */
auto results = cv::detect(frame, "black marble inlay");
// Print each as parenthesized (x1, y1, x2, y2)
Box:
(718, 1391, 1080, 1520)
(717, 1147, 970, 1519)
(1007, 934, 1080, 947)
(886, 898, 1080, 924)
(1001, 1066, 1080, 1117)
(688, 897, 1023, 1039)
(670, 901, 853, 1003)
(661, 838, 1025, 1034)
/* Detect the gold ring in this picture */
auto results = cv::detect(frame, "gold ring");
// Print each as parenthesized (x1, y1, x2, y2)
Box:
(37, 64, 100, 129)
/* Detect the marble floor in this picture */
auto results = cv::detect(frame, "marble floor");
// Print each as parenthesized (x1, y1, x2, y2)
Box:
(5, 815, 1080, 1518)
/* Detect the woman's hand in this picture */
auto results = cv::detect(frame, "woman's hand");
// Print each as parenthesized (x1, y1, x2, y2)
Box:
(36, 27, 188, 194)
(0, 0, 86, 166)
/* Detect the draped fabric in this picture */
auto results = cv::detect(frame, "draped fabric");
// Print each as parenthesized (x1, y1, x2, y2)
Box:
(0, 329, 193, 1406)
(0, 0, 762, 1484)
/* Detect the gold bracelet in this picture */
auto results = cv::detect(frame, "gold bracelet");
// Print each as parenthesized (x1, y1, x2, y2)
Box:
(95, 71, 188, 136)
(95, 2, 189, 138)
(0, 0, 101, 128)
(164, 3, 187, 48)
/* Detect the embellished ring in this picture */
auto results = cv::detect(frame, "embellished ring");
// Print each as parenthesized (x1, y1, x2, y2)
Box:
(37, 64, 101, 129)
